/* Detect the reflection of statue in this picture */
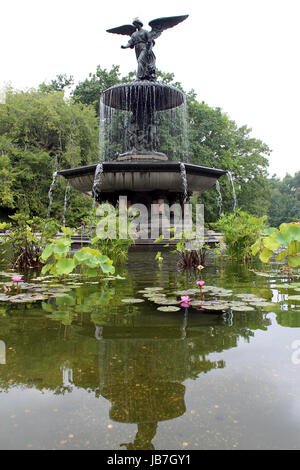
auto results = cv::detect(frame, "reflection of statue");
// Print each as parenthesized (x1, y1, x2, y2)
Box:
(98, 336, 187, 450)
(107, 16, 189, 81)
(121, 423, 158, 450)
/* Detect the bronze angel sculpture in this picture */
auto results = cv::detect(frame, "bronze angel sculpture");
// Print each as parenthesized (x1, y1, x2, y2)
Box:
(107, 15, 188, 81)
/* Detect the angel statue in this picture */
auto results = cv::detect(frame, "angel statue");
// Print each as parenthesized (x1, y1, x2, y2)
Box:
(107, 15, 188, 81)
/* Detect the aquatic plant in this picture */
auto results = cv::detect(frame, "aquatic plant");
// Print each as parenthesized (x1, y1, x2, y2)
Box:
(215, 210, 267, 261)
(197, 280, 205, 299)
(155, 230, 220, 269)
(251, 222, 300, 270)
(84, 208, 134, 265)
(41, 226, 115, 279)
(11, 275, 22, 292)
(1, 214, 61, 270)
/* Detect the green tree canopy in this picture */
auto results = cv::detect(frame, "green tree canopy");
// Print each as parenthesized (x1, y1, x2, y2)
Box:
(267, 172, 300, 226)
(0, 87, 98, 224)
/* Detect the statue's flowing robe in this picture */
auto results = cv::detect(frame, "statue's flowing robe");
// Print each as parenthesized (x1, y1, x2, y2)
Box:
(128, 29, 156, 81)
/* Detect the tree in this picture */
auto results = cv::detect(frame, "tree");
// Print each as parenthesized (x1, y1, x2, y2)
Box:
(267, 173, 300, 226)
(0, 87, 98, 225)
(187, 99, 271, 222)
(72, 65, 131, 116)
(39, 74, 74, 94)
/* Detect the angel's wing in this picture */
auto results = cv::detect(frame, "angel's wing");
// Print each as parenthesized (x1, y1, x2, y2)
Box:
(148, 15, 189, 40)
(106, 24, 136, 36)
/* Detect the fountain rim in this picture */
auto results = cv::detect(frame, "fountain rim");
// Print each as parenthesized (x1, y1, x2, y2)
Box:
(101, 80, 185, 111)
(58, 162, 227, 179)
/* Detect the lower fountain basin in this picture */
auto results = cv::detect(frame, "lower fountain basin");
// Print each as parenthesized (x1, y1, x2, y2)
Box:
(58, 162, 227, 196)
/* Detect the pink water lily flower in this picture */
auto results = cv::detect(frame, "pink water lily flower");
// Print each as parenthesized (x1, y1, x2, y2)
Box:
(181, 302, 190, 308)
(180, 295, 190, 308)
(12, 276, 22, 283)
(197, 281, 205, 287)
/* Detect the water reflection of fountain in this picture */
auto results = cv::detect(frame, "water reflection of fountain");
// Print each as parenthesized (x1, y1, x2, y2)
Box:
(0, 340, 5, 365)
(96, 318, 229, 449)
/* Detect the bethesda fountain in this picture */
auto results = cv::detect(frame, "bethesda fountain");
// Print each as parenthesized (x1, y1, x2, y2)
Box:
(58, 15, 226, 237)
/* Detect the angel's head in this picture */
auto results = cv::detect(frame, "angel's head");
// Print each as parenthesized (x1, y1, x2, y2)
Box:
(133, 18, 143, 29)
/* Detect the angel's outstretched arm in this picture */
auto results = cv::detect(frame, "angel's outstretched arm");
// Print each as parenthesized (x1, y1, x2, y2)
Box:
(121, 37, 135, 49)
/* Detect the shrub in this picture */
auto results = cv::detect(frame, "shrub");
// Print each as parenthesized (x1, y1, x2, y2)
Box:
(215, 210, 267, 261)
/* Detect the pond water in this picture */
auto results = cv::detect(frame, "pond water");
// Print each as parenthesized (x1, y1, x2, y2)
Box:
(0, 251, 300, 450)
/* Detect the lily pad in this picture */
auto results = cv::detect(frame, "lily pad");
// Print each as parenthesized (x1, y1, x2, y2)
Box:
(157, 306, 181, 312)
(189, 300, 205, 307)
(0, 272, 20, 278)
(228, 301, 250, 307)
(249, 301, 274, 307)
(172, 289, 199, 296)
(143, 292, 166, 298)
(0, 294, 9, 301)
(148, 297, 167, 303)
(231, 305, 255, 311)
(8, 293, 48, 303)
(154, 299, 181, 305)
(121, 298, 145, 304)
(201, 305, 226, 311)
(235, 294, 264, 300)
(144, 287, 164, 291)
(251, 271, 274, 278)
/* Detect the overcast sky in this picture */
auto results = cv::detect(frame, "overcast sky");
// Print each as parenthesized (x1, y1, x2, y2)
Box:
(1, 0, 299, 177)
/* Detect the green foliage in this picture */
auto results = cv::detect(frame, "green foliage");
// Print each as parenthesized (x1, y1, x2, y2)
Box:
(41, 227, 115, 278)
(83, 208, 133, 265)
(188, 100, 271, 222)
(155, 229, 220, 269)
(215, 210, 267, 260)
(267, 173, 300, 227)
(1, 213, 60, 269)
(155, 251, 163, 263)
(251, 222, 300, 267)
(72, 65, 130, 116)
(0, 86, 97, 224)
(39, 74, 74, 93)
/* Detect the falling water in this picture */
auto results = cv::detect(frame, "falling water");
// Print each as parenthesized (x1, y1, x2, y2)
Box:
(47, 171, 58, 218)
(180, 162, 188, 203)
(62, 182, 71, 221)
(179, 98, 189, 163)
(99, 82, 189, 161)
(216, 180, 223, 217)
(92, 162, 104, 209)
(227, 171, 237, 213)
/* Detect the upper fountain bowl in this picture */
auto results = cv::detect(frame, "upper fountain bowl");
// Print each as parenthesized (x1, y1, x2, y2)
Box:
(102, 81, 185, 112)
